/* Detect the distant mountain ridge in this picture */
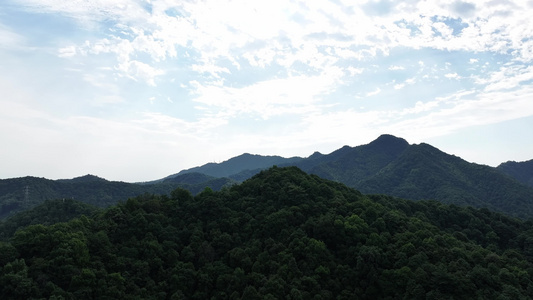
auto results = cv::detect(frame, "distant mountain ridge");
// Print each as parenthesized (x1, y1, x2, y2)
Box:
(4, 166, 533, 298)
(497, 159, 533, 188)
(57, 174, 108, 183)
(154, 134, 533, 219)
(355, 142, 533, 217)
(0, 173, 234, 219)
(167, 153, 304, 179)
(1, 134, 532, 219)
(293, 134, 410, 186)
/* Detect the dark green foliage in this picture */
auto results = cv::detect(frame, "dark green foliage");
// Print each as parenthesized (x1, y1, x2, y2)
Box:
(4, 135, 533, 220)
(498, 159, 533, 188)
(0, 176, 171, 219)
(0, 198, 100, 240)
(356, 143, 533, 219)
(0, 174, 235, 219)
(298, 134, 410, 186)
(153, 134, 533, 219)
(1, 167, 533, 299)
(284, 136, 533, 219)
(162, 172, 218, 185)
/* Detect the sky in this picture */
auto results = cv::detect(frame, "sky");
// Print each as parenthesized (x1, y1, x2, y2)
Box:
(1, 0, 533, 182)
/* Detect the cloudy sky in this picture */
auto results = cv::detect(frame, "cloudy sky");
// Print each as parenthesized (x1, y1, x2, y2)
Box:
(1, 0, 533, 182)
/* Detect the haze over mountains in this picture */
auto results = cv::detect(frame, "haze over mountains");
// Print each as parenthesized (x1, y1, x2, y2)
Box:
(1, 134, 532, 219)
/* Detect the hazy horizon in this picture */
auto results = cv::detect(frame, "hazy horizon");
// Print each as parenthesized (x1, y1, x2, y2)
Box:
(1, 0, 533, 182)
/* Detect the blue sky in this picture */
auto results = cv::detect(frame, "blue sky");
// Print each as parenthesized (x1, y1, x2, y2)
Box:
(1, 0, 533, 182)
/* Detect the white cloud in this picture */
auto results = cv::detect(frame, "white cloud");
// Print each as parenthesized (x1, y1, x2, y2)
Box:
(389, 65, 405, 70)
(432, 22, 453, 38)
(191, 63, 230, 78)
(395, 77, 417, 89)
(3, 0, 533, 180)
(394, 83, 405, 90)
(405, 77, 416, 84)
(58, 46, 77, 57)
(444, 72, 461, 79)
(117, 60, 164, 86)
(191, 67, 344, 120)
(366, 88, 381, 96)
(346, 66, 364, 76)
(17, 0, 533, 91)
(479, 64, 533, 92)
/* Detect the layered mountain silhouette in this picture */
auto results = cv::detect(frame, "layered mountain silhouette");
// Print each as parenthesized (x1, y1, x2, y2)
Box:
(4, 167, 533, 298)
(497, 159, 533, 188)
(1, 134, 532, 219)
(0, 174, 234, 219)
(159, 153, 304, 181)
(159, 134, 533, 219)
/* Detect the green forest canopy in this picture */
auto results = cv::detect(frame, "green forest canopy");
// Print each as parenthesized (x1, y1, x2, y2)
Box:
(2, 166, 533, 299)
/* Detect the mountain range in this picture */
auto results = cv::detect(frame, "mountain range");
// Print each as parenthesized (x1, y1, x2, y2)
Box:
(1, 134, 532, 219)
(4, 166, 533, 298)
(497, 159, 533, 188)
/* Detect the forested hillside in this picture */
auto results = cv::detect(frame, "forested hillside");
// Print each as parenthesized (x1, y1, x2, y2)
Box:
(166, 153, 303, 179)
(294, 134, 410, 186)
(0, 174, 235, 219)
(2, 167, 533, 299)
(3, 135, 533, 220)
(498, 159, 533, 188)
(157, 134, 533, 219)
(0, 176, 165, 219)
(355, 143, 533, 219)
(0, 199, 100, 240)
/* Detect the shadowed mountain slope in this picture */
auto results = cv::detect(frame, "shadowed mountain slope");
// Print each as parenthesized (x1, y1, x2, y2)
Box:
(169, 153, 304, 179)
(0, 174, 235, 219)
(497, 159, 533, 188)
(296, 134, 410, 186)
(356, 143, 533, 219)
(163, 135, 533, 218)
(0, 198, 100, 240)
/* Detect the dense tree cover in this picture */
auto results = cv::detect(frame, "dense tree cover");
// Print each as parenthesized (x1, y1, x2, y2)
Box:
(4, 135, 533, 221)
(291, 135, 533, 219)
(159, 173, 237, 194)
(2, 166, 533, 299)
(297, 134, 409, 186)
(147, 134, 533, 219)
(0, 174, 235, 220)
(356, 143, 533, 219)
(0, 199, 100, 241)
(0, 176, 167, 219)
(498, 159, 533, 188)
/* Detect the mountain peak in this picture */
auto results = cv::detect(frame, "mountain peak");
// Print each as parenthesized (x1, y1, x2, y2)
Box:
(372, 134, 408, 144)
(308, 151, 323, 159)
(366, 134, 409, 155)
(66, 174, 108, 183)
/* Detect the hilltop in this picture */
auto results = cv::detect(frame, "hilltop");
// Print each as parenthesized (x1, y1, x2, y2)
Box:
(1, 167, 532, 298)
(1, 134, 532, 219)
